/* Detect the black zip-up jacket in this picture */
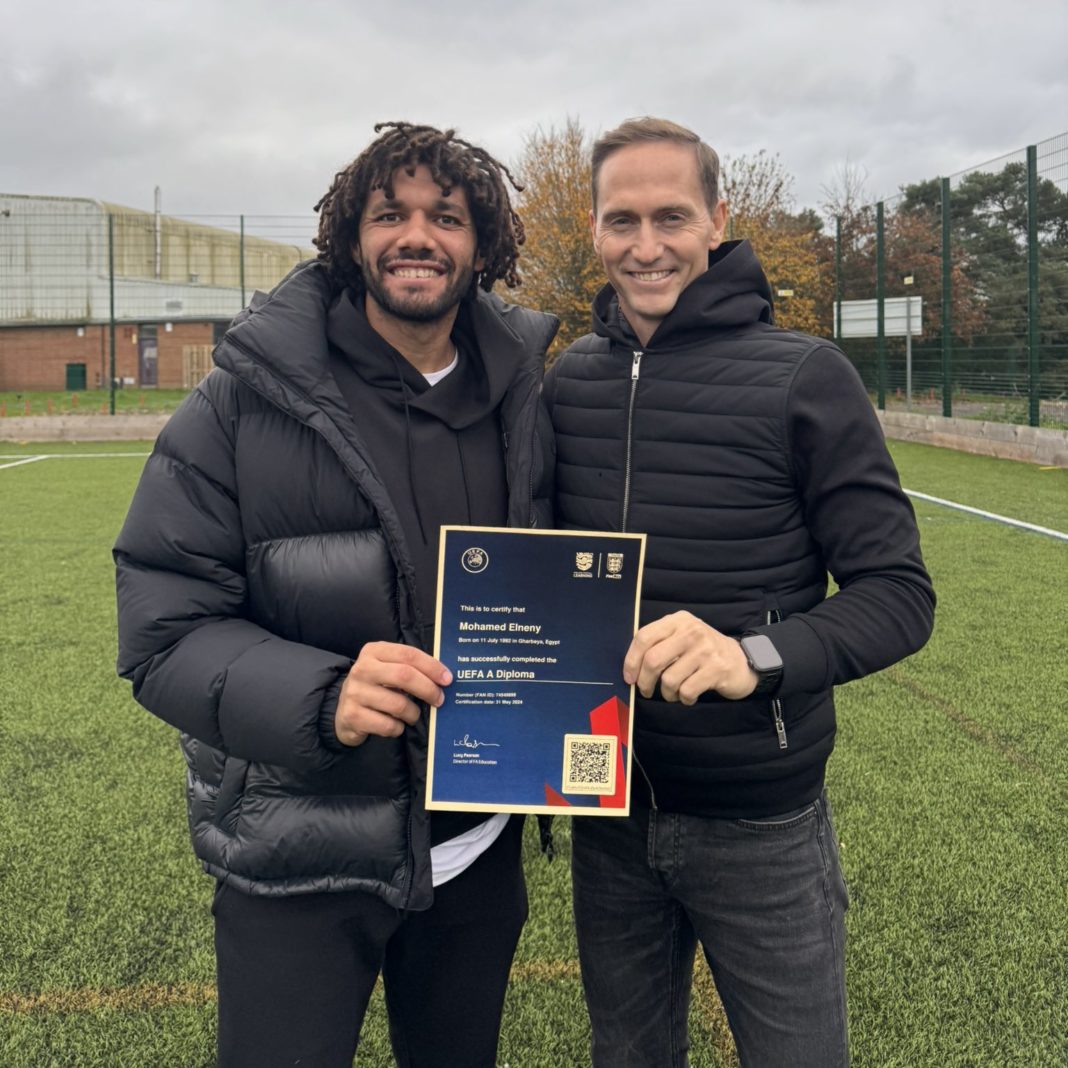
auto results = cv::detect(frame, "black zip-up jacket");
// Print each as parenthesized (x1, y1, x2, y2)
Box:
(544, 241, 934, 817)
(114, 261, 558, 907)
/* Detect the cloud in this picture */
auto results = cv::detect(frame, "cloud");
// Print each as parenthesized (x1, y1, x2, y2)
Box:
(1, 0, 1065, 220)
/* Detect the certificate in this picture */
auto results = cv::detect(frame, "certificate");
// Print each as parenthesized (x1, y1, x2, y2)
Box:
(427, 526, 646, 816)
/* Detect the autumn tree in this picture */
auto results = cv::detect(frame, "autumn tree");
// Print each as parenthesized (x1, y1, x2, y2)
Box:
(513, 120, 602, 358)
(723, 151, 828, 335)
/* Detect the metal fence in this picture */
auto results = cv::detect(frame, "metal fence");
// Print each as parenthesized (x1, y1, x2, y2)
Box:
(5, 139, 1068, 430)
(832, 132, 1068, 429)
(0, 199, 317, 323)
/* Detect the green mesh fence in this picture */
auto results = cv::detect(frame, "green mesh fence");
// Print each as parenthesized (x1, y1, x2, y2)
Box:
(833, 133, 1068, 428)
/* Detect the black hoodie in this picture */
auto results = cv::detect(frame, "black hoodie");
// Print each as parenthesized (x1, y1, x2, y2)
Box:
(327, 292, 514, 647)
(327, 292, 521, 845)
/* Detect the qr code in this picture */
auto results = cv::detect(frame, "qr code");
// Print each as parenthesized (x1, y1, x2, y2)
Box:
(562, 734, 617, 795)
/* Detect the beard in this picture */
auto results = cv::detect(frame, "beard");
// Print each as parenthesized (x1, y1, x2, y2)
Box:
(359, 252, 476, 324)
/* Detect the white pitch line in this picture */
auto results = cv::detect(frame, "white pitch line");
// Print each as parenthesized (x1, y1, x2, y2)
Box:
(0, 452, 150, 461)
(2, 458, 1062, 544)
(0, 455, 49, 471)
(905, 489, 1068, 542)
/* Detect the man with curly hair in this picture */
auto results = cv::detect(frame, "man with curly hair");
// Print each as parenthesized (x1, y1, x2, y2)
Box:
(115, 122, 558, 1067)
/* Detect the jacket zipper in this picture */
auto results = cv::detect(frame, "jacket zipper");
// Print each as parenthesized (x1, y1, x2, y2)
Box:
(620, 350, 655, 807)
(767, 608, 788, 750)
(400, 803, 417, 907)
(525, 411, 539, 526)
(503, 387, 539, 528)
(621, 350, 643, 531)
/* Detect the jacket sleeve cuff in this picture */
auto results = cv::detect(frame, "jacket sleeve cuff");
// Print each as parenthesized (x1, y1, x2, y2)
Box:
(318, 671, 350, 752)
(750, 616, 830, 696)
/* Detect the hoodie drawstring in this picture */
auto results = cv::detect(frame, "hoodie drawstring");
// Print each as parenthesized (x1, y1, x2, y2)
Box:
(386, 349, 430, 546)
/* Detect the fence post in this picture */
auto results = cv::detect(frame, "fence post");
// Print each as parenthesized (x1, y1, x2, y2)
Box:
(1026, 145, 1040, 428)
(875, 202, 886, 410)
(108, 214, 116, 416)
(240, 214, 247, 310)
(941, 178, 953, 418)
(835, 215, 843, 343)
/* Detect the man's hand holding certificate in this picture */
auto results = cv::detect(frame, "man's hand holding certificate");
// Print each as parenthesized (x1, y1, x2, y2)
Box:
(428, 526, 646, 815)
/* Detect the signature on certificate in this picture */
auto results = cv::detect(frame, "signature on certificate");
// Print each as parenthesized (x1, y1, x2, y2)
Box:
(453, 734, 501, 750)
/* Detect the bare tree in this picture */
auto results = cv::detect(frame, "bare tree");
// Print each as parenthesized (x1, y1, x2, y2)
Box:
(819, 159, 872, 231)
(722, 150, 796, 229)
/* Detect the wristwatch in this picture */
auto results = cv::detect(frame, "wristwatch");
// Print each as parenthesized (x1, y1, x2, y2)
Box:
(738, 633, 783, 696)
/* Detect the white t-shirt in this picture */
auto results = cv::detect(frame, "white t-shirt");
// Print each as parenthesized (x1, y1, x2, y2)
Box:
(421, 348, 459, 386)
(430, 812, 511, 887)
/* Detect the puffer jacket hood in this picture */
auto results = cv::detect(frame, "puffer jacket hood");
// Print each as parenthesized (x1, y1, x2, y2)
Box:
(221, 260, 556, 415)
(327, 287, 540, 430)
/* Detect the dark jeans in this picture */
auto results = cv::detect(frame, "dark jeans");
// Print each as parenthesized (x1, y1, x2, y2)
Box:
(571, 794, 849, 1068)
(213, 815, 527, 1068)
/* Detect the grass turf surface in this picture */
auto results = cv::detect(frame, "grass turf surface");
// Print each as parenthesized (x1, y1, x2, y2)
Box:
(0, 440, 1065, 1066)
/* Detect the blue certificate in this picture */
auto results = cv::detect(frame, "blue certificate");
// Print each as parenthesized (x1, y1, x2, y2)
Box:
(427, 526, 646, 816)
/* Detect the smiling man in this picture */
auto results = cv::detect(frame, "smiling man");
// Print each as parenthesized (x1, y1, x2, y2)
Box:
(544, 117, 935, 1067)
(114, 122, 557, 1068)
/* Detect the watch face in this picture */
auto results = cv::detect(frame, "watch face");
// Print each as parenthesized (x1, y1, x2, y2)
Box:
(742, 634, 782, 674)
(742, 634, 783, 698)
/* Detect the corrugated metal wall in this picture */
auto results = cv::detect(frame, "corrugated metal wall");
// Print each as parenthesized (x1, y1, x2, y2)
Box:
(0, 195, 315, 325)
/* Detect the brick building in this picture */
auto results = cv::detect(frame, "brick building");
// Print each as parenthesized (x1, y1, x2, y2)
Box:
(0, 194, 314, 391)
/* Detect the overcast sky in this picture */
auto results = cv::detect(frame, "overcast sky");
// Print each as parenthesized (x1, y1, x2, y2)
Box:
(3, 0, 1066, 226)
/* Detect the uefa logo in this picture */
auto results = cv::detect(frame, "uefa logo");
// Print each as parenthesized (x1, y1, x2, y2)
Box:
(461, 547, 489, 574)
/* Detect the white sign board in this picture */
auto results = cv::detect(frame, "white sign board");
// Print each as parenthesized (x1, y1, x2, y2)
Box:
(834, 297, 923, 339)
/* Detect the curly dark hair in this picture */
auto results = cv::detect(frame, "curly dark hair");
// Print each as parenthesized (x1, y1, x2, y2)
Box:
(313, 121, 525, 296)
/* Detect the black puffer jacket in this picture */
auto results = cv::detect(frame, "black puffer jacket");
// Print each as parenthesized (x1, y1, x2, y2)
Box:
(544, 241, 934, 818)
(115, 261, 557, 908)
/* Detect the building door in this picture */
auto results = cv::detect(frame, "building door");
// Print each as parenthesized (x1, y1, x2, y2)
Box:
(138, 325, 159, 387)
(65, 363, 87, 391)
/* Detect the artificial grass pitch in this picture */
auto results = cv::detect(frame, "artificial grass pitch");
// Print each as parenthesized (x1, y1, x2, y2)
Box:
(1, 443, 1065, 1066)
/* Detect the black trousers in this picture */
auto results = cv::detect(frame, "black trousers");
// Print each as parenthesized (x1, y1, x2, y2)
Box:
(213, 816, 528, 1068)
